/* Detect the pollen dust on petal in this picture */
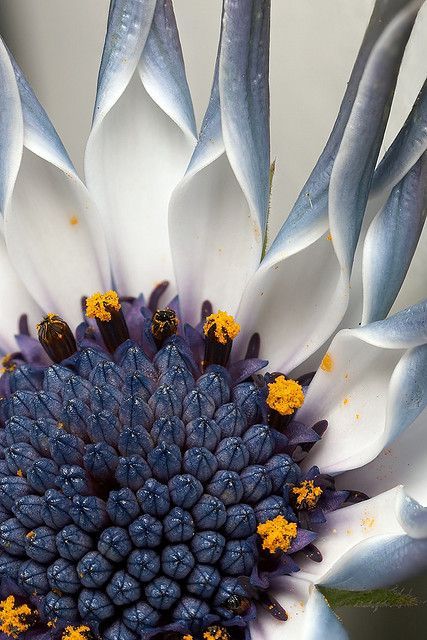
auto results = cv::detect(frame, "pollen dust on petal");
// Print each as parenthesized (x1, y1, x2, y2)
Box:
(69, 215, 79, 226)
(343, 396, 350, 406)
(361, 515, 375, 533)
(320, 352, 334, 372)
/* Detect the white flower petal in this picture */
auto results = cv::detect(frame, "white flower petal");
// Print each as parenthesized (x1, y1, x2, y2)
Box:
(0, 235, 42, 353)
(235, 0, 419, 371)
(0, 42, 110, 329)
(297, 487, 427, 590)
(169, 0, 270, 325)
(85, 0, 196, 299)
(250, 576, 348, 640)
(299, 301, 427, 475)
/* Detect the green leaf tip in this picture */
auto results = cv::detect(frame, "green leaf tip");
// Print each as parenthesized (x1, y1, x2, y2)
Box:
(318, 586, 420, 611)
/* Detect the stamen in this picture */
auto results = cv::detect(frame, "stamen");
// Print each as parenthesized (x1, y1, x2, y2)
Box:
(86, 291, 129, 352)
(37, 314, 77, 363)
(203, 311, 240, 368)
(1, 354, 16, 374)
(266, 375, 304, 430)
(151, 308, 179, 348)
(203, 625, 230, 640)
(62, 626, 92, 640)
(257, 591, 288, 621)
(0, 595, 33, 638)
(224, 594, 252, 615)
(257, 515, 297, 554)
(291, 480, 322, 510)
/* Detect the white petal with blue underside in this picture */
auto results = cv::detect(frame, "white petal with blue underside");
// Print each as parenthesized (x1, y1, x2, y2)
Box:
(250, 576, 348, 640)
(235, 0, 419, 372)
(0, 42, 109, 329)
(297, 487, 427, 590)
(372, 78, 427, 197)
(169, 0, 270, 325)
(85, 0, 196, 299)
(299, 300, 427, 475)
(362, 152, 427, 324)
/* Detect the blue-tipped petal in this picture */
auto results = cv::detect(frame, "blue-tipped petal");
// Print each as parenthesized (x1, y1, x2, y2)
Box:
(86, 0, 196, 297)
(362, 153, 427, 323)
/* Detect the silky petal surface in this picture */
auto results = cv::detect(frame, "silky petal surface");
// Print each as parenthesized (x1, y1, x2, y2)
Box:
(86, 0, 196, 298)
(0, 43, 109, 328)
(297, 487, 427, 590)
(169, 0, 270, 325)
(0, 236, 42, 353)
(250, 576, 348, 640)
(362, 152, 427, 324)
(235, 0, 418, 371)
(299, 301, 427, 474)
(372, 78, 427, 196)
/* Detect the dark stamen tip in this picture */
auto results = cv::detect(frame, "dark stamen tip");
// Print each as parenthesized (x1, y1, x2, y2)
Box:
(36, 314, 77, 363)
(151, 308, 179, 348)
(257, 591, 288, 621)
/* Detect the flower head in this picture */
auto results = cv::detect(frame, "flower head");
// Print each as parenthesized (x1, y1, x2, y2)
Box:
(0, 0, 426, 639)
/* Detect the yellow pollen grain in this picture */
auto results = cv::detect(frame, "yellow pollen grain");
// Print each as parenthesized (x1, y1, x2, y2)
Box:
(203, 311, 240, 345)
(1, 354, 16, 374)
(361, 516, 375, 532)
(343, 396, 350, 406)
(16, 469, 23, 477)
(62, 625, 91, 640)
(203, 626, 230, 640)
(69, 215, 79, 226)
(326, 233, 333, 241)
(86, 291, 121, 322)
(257, 515, 298, 554)
(320, 352, 334, 372)
(292, 480, 323, 509)
(183, 635, 193, 640)
(26, 531, 36, 540)
(266, 375, 304, 416)
(0, 595, 33, 638)
(355, 413, 360, 420)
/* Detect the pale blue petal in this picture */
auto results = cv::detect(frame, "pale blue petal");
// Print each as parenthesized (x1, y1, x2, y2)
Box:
(362, 152, 427, 324)
(169, 0, 270, 324)
(372, 78, 427, 196)
(397, 492, 427, 539)
(268, 0, 413, 256)
(355, 298, 427, 347)
(219, 0, 270, 230)
(93, 0, 157, 125)
(86, 0, 196, 298)
(329, 0, 423, 277)
(0, 38, 23, 217)
(8, 51, 75, 176)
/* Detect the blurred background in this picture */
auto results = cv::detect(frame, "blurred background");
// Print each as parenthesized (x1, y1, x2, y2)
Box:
(0, 1, 426, 636)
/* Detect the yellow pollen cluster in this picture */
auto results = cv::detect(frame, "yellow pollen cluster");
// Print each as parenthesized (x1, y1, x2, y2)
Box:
(62, 625, 91, 640)
(292, 480, 323, 509)
(203, 311, 240, 345)
(1, 354, 16, 374)
(86, 291, 121, 322)
(0, 596, 33, 638)
(203, 626, 230, 640)
(257, 515, 298, 554)
(266, 375, 304, 416)
(182, 635, 194, 640)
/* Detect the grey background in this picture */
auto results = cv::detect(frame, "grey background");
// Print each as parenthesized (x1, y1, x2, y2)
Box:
(0, 1, 426, 637)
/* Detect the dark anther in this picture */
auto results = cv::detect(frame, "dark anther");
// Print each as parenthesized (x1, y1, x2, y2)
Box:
(200, 299, 213, 322)
(85, 291, 129, 353)
(343, 490, 370, 505)
(148, 281, 169, 313)
(303, 543, 323, 563)
(151, 308, 179, 348)
(225, 594, 252, 616)
(245, 332, 260, 359)
(257, 591, 288, 621)
(37, 314, 77, 363)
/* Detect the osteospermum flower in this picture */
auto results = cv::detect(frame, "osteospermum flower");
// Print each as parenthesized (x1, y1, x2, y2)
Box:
(0, 1, 426, 639)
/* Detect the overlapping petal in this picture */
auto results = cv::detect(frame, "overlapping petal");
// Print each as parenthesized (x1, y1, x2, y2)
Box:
(297, 487, 427, 590)
(85, 0, 196, 299)
(169, 0, 270, 325)
(235, 0, 422, 372)
(0, 40, 110, 329)
(362, 151, 427, 324)
(250, 576, 348, 640)
(299, 300, 427, 475)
